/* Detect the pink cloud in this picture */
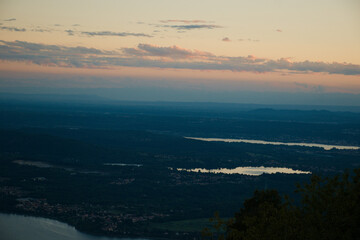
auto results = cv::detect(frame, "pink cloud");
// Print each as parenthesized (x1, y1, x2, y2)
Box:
(123, 44, 214, 60)
(1, 40, 360, 75)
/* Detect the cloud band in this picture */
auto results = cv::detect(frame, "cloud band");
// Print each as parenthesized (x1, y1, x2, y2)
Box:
(0, 40, 359, 75)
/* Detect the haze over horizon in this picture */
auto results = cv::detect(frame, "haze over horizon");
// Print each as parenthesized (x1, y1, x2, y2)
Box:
(1, 0, 359, 105)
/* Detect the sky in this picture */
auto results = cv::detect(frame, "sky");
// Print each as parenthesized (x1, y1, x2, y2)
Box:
(0, 0, 360, 105)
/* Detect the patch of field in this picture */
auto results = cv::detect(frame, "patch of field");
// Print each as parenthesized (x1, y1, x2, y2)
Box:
(149, 218, 228, 232)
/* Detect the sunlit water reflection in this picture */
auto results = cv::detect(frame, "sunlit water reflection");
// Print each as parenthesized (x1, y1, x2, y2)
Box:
(177, 166, 311, 176)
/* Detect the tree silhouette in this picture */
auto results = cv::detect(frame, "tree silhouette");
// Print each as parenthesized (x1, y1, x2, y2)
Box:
(204, 169, 360, 240)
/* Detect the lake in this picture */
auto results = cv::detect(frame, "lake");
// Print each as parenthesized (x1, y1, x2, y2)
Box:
(177, 166, 311, 176)
(104, 163, 143, 167)
(0, 213, 149, 240)
(185, 137, 360, 150)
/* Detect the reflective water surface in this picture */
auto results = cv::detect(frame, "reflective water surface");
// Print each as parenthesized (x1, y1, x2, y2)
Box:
(104, 163, 143, 167)
(0, 213, 149, 240)
(177, 166, 311, 176)
(185, 137, 360, 150)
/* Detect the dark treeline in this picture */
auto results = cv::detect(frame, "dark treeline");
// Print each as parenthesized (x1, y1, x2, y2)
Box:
(204, 169, 360, 240)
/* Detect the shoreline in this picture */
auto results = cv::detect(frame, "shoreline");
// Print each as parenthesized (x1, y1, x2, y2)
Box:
(0, 211, 169, 240)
